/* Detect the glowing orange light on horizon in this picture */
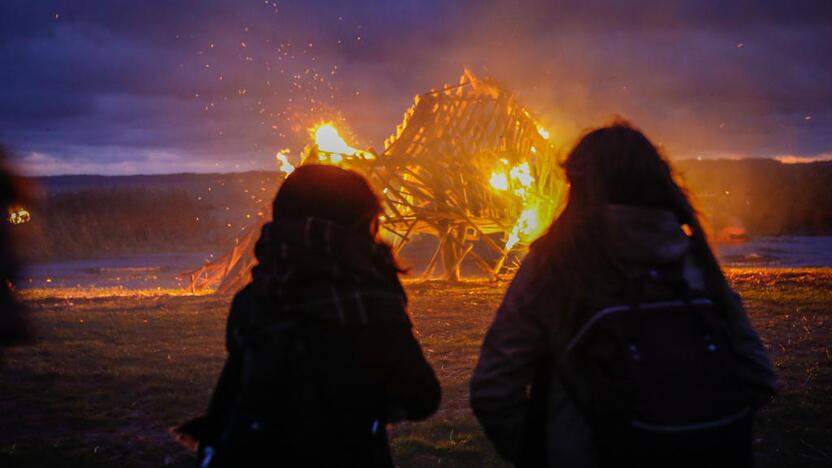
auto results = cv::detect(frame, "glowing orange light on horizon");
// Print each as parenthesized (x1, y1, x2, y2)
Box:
(8, 207, 31, 225)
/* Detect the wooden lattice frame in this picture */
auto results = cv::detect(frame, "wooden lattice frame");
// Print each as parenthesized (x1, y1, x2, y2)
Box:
(340, 70, 566, 280)
(185, 71, 566, 292)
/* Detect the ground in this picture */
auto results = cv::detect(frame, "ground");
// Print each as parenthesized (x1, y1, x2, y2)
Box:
(1, 269, 831, 467)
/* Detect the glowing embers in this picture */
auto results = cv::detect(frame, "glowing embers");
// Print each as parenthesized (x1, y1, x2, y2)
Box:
(311, 123, 374, 163)
(8, 207, 31, 225)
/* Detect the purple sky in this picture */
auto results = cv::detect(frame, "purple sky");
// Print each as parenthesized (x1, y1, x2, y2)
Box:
(1, 0, 830, 175)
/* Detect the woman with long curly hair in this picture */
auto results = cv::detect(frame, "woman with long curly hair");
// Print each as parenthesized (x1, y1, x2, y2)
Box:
(471, 122, 775, 467)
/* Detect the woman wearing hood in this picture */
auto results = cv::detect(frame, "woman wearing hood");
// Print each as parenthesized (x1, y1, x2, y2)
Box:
(180, 164, 440, 467)
(470, 122, 776, 467)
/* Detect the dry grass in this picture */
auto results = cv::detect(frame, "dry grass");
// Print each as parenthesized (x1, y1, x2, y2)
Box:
(19, 288, 213, 300)
(1, 269, 830, 467)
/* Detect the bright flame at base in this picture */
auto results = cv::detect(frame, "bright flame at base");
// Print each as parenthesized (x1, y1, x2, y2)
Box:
(488, 159, 556, 251)
(505, 203, 548, 251)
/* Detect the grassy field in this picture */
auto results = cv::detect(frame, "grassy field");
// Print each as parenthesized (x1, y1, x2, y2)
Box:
(1, 269, 831, 467)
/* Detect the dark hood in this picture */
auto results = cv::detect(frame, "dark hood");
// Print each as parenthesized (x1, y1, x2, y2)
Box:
(603, 204, 690, 265)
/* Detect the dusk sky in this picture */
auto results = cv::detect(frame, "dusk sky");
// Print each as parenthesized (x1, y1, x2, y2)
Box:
(1, 0, 830, 176)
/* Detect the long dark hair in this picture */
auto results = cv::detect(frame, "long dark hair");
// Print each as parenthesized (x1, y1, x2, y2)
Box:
(531, 120, 736, 321)
(273, 164, 382, 238)
(269, 164, 405, 272)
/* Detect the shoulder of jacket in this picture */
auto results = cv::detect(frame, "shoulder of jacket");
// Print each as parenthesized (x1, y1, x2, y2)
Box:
(227, 284, 262, 341)
(230, 284, 255, 313)
(501, 250, 559, 322)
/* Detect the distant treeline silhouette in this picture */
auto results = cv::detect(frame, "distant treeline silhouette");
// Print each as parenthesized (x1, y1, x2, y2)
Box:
(9, 161, 832, 262)
(13, 187, 226, 262)
(677, 159, 832, 236)
(13, 172, 280, 262)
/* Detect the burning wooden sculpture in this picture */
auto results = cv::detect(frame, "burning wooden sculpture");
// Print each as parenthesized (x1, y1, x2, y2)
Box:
(187, 71, 566, 292)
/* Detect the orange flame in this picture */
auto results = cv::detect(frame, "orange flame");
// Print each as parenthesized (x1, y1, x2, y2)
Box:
(7, 207, 31, 225)
(487, 134, 556, 251)
(311, 123, 374, 164)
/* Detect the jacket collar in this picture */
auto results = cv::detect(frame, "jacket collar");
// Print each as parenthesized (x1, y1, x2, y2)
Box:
(603, 204, 690, 264)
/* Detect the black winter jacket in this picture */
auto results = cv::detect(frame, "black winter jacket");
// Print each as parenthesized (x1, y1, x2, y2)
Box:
(186, 218, 440, 467)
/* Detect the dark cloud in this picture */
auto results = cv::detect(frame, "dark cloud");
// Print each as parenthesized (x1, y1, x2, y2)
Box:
(0, 0, 830, 175)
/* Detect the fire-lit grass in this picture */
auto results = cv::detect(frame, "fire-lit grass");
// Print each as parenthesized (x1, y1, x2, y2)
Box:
(19, 287, 214, 300)
(1, 269, 830, 467)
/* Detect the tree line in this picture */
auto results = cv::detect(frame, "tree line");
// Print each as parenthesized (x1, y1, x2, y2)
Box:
(9, 161, 832, 262)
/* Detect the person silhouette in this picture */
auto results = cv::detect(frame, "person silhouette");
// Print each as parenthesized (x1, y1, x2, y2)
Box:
(471, 122, 776, 467)
(0, 147, 31, 353)
(178, 164, 440, 467)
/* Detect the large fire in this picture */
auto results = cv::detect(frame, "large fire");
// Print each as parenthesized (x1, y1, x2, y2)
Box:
(292, 120, 557, 253)
(193, 72, 565, 289)
(267, 71, 564, 281)
(7, 207, 31, 225)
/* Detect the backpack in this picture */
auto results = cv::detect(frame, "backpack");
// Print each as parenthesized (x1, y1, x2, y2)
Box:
(560, 266, 753, 467)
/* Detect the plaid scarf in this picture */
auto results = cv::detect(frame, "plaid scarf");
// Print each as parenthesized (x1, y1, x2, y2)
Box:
(249, 217, 408, 326)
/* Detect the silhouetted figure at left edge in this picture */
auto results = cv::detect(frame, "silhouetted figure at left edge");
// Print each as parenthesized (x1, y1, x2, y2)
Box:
(177, 164, 441, 467)
(0, 147, 31, 354)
